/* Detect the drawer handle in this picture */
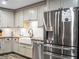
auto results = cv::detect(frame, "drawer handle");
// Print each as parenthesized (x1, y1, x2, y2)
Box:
(44, 52, 74, 59)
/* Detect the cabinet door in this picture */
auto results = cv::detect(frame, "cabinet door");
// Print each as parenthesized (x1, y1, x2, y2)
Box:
(18, 44, 32, 58)
(37, 5, 47, 27)
(60, 0, 78, 8)
(23, 9, 30, 20)
(7, 11, 14, 27)
(15, 10, 23, 27)
(24, 45, 32, 58)
(24, 7, 37, 20)
(0, 10, 14, 27)
(18, 44, 25, 55)
(3, 38, 12, 53)
(12, 38, 19, 53)
(0, 10, 2, 27)
(0, 39, 3, 54)
(47, 0, 78, 11)
(0, 10, 7, 27)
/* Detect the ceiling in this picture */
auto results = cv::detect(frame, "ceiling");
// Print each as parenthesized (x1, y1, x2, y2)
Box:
(0, 0, 44, 9)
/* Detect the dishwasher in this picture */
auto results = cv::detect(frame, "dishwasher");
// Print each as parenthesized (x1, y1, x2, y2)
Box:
(32, 40, 44, 59)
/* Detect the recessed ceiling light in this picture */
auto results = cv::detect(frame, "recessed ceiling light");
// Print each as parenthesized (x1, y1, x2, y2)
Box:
(2, 0, 7, 5)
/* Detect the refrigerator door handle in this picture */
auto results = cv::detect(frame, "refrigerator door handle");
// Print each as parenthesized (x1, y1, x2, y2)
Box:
(44, 44, 75, 50)
(44, 51, 71, 59)
(57, 11, 60, 36)
(55, 11, 57, 35)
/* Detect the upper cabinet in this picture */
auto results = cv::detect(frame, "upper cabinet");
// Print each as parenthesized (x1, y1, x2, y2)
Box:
(60, 0, 78, 8)
(14, 4, 47, 27)
(47, 0, 60, 10)
(0, 10, 14, 27)
(14, 9, 24, 27)
(37, 5, 47, 27)
(24, 7, 37, 20)
(6, 11, 14, 27)
(47, 0, 78, 11)
(14, 7, 37, 28)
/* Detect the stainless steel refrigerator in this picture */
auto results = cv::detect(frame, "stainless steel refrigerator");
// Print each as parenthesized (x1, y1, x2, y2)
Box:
(43, 7, 78, 59)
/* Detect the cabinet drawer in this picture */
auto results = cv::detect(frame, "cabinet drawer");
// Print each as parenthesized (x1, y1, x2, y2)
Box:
(24, 48, 32, 58)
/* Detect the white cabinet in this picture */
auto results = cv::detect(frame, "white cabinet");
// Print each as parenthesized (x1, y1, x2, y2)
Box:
(0, 10, 14, 27)
(0, 10, 7, 27)
(18, 44, 25, 55)
(60, 0, 78, 8)
(0, 10, 2, 27)
(18, 44, 32, 58)
(47, 0, 60, 10)
(12, 38, 19, 53)
(0, 39, 3, 54)
(47, 0, 78, 11)
(6, 11, 14, 27)
(24, 7, 37, 20)
(14, 5, 47, 27)
(3, 38, 12, 53)
(24, 45, 32, 58)
(37, 5, 47, 27)
(14, 9, 23, 27)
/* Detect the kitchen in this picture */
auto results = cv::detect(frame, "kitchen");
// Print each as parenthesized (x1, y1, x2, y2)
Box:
(0, 0, 78, 59)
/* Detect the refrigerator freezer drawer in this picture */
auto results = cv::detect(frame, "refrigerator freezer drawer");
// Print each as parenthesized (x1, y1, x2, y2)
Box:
(44, 51, 77, 59)
(44, 46, 62, 54)
(52, 56, 77, 59)
(44, 44, 77, 56)
(63, 47, 77, 57)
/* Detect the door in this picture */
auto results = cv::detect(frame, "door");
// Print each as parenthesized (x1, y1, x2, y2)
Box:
(44, 10, 61, 45)
(59, 8, 78, 47)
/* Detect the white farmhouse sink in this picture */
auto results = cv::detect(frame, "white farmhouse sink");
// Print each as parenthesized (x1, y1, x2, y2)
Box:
(19, 37, 32, 45)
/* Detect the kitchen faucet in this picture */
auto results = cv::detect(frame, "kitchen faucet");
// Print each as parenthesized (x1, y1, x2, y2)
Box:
(28, 28, 33, 38)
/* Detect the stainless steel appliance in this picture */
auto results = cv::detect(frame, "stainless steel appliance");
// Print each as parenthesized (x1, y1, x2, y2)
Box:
(43, 7, 78, 59)
(32, 40, 44, 59)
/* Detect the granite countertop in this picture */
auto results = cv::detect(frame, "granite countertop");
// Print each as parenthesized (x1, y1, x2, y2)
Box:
(0, 36, 44, 41)
(0, 36, 19, 38)
(31, 37, 43, 41)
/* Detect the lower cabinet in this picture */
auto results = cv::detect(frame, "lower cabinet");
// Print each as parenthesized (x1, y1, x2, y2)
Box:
(18, 44, 25, 55)
(0, 38, 32, 58)
(0, 39, 3, 54)
(12, 38, 19, 53)
(18, 44, 33, 58)
(24, 45, 32, 58)
(0, 38, 18, 54)
(3, 38, 12, 53)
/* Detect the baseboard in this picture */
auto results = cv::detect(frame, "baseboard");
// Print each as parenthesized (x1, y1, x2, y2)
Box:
(0, 52, 32, 59)
(12, 52, 32, 59)
(0, 52, 13, 56)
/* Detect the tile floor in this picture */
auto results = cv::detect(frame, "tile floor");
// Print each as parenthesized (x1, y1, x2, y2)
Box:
(0, 54, 28, 59)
